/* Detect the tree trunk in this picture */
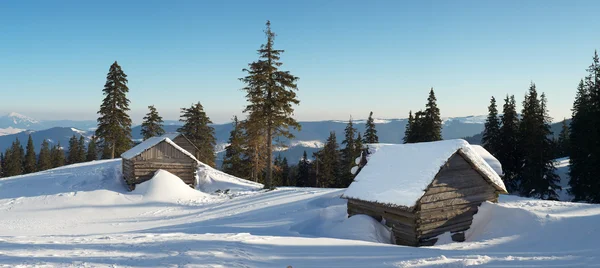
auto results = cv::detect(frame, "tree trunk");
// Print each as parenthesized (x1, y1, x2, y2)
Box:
(111, 139, 116, 159)
(265, 127, 273, 189)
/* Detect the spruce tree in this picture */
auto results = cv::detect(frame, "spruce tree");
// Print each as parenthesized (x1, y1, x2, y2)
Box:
(422, 88, 443, 141)
(37, 139, 52, 171)
(569, 52, 600, 202)
(4, 138, 24, 177)
(340, 118, 358, 187)
(77, 136, 86, 162)
(403, 111, 414, 144)
(86, 136, 98, 161)
(24, 135, 37, 174)
(363, 111, 379, 143)
(67, 135, 80, 164)
(497, 95, 521, 192)
(95, 61, 133, 159)
(178, 102, 216, 167)
(556, 119, 570, 158)
(518, 84, 560, 199)
(296, 151, 310, 187)
(51, 143, 65, 168)
(240, 116, 268, 183)
(240, 21, 301, 189)
(273, 154, 284, 186)
(222, 116, 247, 178)
(482, 96, 501, 155)
(317, 132, 341, 188)
(0, 153, 4, 177)
(141, 105, 165, 140)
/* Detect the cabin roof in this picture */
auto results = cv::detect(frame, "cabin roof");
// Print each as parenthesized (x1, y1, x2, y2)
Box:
(471, 145, 503, 176)
(120, 136, 199, 161)
(341, 139, 507, 208)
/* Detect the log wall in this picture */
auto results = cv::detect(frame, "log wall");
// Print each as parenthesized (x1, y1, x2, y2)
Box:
(122, 140, 198, 190)
(415, 153, 498, 245)
(172, 135, 200, 160)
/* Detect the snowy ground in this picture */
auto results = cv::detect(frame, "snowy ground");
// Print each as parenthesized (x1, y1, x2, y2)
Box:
(0, 160, 598, 267)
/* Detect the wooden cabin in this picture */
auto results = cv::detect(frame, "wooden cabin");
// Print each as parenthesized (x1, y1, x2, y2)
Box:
(342, 139, 508, 247)
(121, 136, 200, 190)
(160, 133, 201, 160)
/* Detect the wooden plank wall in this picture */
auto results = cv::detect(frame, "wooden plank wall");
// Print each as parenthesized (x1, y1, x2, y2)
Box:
(415, 153, 498, 245)
(347, 199, 418, 246)
(124, 141, 198, 189)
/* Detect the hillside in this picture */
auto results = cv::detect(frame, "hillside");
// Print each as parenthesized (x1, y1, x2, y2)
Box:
(0, 160, 597, 266)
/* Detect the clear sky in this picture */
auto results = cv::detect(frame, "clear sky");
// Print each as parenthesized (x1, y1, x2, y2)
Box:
(1, 0, 599, 124)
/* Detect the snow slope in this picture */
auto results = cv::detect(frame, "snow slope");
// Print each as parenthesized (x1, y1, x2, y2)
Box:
(0, 160, 598, 267)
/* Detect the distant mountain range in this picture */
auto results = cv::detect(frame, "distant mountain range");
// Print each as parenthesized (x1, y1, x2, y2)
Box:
(3, 112, 567, 166)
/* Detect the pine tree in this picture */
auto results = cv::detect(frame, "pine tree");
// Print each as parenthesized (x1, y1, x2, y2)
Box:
(422, 88, 443, 141)
(240, 116, 268, 183)
(0, 153, 4, 177)
(340, 118, 358, 187)
(51, 143, 65, 168)
(518, 84, 560, 199)
(67, 135, 80, 164)
(482, 96, 501, 156)
(222, 116, 248, 178)
(497, 95, 521, 192)
(240, 21, 301, 189)
(569, 51, 600, 202)
(316, 132, 341, 188)
(4, 138, 24, 177)
(95, 61, 133, 159)
(296, 151, 311, 187)
(556, 119, 570, 158)
(141, 105, 165, 140)
(86, 136, 98, 161)
(37, 139, 52, 171)
(363, 111, 379, 143)
(403, 111, 414, 143)
(24, 135, 37, 174)
(178, 102, 216, 167)
(77, 136, 86, 162)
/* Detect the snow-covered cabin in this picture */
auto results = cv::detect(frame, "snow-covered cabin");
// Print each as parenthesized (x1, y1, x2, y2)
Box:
(342, 139, 508, 247)
(121, 136, 200, 190)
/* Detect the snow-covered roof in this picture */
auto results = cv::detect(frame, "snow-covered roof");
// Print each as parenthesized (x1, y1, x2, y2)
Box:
(471, 145, 503, 176)
(160, 132, 181, 140)
(342, 139, 507, 208)
(120, 136, 199, 161)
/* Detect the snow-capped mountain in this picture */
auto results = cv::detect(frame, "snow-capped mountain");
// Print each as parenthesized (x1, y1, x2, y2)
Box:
(0, 112, 39, 129)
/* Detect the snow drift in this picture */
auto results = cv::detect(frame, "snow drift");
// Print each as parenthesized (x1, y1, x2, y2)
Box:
(132, 169, 211, 203)
(196, 162, 263, 193)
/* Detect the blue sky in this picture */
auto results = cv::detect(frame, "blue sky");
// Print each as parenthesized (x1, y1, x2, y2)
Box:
(1, 0, 599, 123)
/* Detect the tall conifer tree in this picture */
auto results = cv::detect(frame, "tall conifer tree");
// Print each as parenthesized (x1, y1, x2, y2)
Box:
(38, 140, 52, 171)
(240, 21, 300, 189)
(296, 151, 310, 187)
(403, 111, 414, 143)
(518, 84, 560, 199)
(422, 88, 442, 141)
(482, 96, 501, 155)
(4, 138, 24, 177)
(222, 116, 247, 178)
(316, 132, 341, 188)
(363, 111, 379, 143)
(67, 135, 80, 164)
(140, 105, 165, 140)
(178, 102, 216, 167)
(86, 136, 98, 161)
(340, 118, 358, 187)
(556, 119, 570, 158)
(51, 143, 65, 168)
(497, 95, 521, 192)
(95, 61, 133, 159)
(24, 135, 37, 174)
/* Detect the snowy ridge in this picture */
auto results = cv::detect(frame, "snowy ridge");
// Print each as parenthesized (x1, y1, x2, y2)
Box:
(289, 140, 325, 148)
(0, 127, 25, 136)
(342, 140, 506, 207)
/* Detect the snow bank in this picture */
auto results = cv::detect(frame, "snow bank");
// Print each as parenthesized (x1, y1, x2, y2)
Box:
(343, 140, 506, 207)
(196, 163, 263, 193)
(132, 169, 211, 202)
(471, 145, 503, 176)
(326, 215, 392, 244)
